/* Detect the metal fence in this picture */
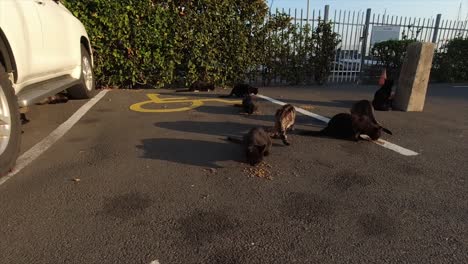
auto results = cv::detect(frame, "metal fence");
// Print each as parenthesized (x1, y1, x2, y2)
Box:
(261, 5, 468, 84)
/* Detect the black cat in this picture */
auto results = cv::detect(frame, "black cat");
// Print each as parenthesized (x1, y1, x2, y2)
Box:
(234, 95, 258, 115)
(176, 80, 215, 92)
(219, 83, 258, 98)
(300, 113, 383, 141)
(373, 79, 394, 111)
(227, 127, 272, 166)
(20, 113, 30, 125)
(351, 100, 392, 135)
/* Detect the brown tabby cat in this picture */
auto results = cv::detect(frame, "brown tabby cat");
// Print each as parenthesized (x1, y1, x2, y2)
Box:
(271, 104, 296, 146)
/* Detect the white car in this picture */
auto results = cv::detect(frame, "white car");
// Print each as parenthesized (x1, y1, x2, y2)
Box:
(0, 0, 95, 175)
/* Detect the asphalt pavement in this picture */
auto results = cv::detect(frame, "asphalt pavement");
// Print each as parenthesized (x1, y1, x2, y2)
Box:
(0, 84, 467, 264)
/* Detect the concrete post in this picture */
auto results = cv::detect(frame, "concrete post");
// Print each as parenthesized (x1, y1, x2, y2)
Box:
(393, 42, 436, 112)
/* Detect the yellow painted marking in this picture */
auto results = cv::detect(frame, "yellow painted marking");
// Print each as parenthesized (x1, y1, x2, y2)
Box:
(130, 93, 241, 113)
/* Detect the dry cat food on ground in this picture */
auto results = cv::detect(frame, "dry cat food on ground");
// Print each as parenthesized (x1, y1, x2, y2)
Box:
(243, 162, 273, 180)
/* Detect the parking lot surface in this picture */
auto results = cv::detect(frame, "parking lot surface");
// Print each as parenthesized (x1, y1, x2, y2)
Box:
(0, 84, 467, 264)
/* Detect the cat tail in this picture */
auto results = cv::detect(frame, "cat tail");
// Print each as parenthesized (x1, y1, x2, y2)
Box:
(226, 136, 243, 144)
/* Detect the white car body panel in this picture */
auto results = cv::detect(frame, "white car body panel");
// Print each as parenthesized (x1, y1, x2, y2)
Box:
(0, 0, 93, 105)
(0, 0, 45, 84)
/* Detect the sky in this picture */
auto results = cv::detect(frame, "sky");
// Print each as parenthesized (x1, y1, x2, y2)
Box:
(270, 0, 468, 21)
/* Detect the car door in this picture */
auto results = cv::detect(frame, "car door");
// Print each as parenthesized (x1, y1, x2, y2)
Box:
(0, 0, 44, 84)
(34, 0, 75, 74)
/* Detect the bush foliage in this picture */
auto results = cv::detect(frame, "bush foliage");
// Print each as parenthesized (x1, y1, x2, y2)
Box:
(432, 38, 468, 82)
(64, 0, 340, 87)
(371, 39, 416, 79)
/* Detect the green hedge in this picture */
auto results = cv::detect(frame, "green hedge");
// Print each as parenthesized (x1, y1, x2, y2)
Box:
(432, 38, 468, 82)
(371, 39, 416, 80)
(371, 37, 468, 83)
(64, 0, 180, 87)
(259, 17, 340, 85)
(64, 0, 340, 88)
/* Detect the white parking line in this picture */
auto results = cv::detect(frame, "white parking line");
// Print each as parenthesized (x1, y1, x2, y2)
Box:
(257, 94, 419, 157)
(0, 90, 109, 186)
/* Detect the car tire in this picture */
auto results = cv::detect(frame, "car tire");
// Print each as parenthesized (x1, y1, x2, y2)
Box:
(0, 63, 21, 177)
(67, 45, 95, 99)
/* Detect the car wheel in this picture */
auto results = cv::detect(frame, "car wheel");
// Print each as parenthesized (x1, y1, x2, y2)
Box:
(0, 63, 21, 176)
(67, 45, 95, 99)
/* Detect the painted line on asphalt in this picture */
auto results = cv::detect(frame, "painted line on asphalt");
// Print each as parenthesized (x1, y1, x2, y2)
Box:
(130, 93, 240, 113)
(257, 94, 419, 157)
(0, 90, 109, 186)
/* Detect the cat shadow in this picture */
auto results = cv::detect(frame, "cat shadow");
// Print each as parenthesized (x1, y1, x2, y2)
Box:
(193, 104, 326, 129)
(137, 138, 242, 168)
(276, 99, 359, 109)
(155, 121, 253, 137)
(194, 105, 241, 116)
(243, 113, 324, 127)
(154, 121, 286, 147)
(158, 91, 361, 110)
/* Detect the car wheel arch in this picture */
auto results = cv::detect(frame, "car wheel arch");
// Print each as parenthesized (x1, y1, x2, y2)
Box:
(0, 28, 17, 83)
(80, 36, 93, 67)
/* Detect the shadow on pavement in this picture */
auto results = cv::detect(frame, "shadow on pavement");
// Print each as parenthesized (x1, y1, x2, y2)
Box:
(157, 91, 362, 109)
(155, 121, 254, 137)
(137, 138, 242, 168)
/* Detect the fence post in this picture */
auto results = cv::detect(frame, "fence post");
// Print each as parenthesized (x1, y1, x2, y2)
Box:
(324, 5, 330, 22)
(359, 8, 372, 82)
(432, 14, 442, 43)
